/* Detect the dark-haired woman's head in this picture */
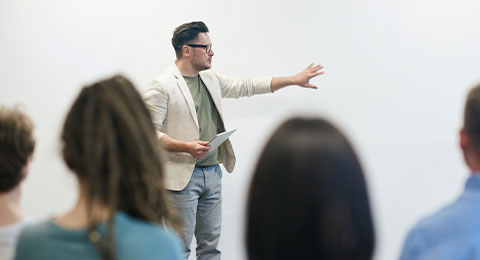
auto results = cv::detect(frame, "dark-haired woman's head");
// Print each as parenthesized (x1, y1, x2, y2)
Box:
(61, 75, 180, 259)
(246, 117, 375, 260)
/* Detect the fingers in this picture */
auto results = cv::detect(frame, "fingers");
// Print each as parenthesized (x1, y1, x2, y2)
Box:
(313, 64, 324, 71)
(196, 152, 205, 158)
(306, 65, 324, 80)
(308, 65, 323, 73)
(196, 144, 210, 158)
(198, 146, 210, 152)
(195, 148, 210, 158)
(301, 83, 317, 89)
(189, 141, 211, 158)
(197, 146, 210, 158)
(197, 152, 208, 158)
(303, 71, 324, 82)
(306, 63, 323, 71)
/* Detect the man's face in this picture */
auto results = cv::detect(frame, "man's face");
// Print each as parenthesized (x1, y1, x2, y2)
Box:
(188, 32, 214, 71)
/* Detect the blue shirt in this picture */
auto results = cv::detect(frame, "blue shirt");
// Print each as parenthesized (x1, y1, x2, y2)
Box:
(14, 212, 183, 260)
(400, 174, 480, 260)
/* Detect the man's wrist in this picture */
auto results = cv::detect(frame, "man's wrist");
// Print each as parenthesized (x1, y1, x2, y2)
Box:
(281, 75, 297, 87)
(289, 75, 299, 86)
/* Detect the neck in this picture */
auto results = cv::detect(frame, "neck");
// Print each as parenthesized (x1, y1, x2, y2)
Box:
(469, 163, 480, 176)
(176, 59, 199, 77)
(471, 168, 480, 175)
(0, 186, 23, 226)
(466, 150, 480, 175)
(54, 186, 111, 229)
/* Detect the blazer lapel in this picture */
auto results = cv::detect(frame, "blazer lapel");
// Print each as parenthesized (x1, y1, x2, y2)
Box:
(172, 66, 199, 129)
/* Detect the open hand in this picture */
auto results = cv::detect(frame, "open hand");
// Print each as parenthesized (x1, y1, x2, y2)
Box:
(294, 63, 324, 89)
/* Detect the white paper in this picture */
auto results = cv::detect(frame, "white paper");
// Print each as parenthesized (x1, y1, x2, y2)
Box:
(207, 128, 237, 154)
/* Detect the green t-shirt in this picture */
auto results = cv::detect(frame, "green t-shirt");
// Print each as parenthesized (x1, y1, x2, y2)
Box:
(183, 75, 221, 166)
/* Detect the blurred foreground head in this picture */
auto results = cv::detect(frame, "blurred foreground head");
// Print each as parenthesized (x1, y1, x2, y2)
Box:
(0, 106, 35, 193)
(461, 83, 480, 170)
(246, 117, 375, 260)
(61, 75, 180, 259)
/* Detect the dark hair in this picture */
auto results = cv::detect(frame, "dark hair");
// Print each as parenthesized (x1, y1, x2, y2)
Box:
(246, 117, 375, 260)
(171, 21, 209, 59)
(464, 83, 480, 149)
(61, 75, 181, 260)
(0, 106, 35, 193)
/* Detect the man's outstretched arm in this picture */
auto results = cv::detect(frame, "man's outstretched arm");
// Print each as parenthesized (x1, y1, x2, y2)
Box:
(270, 63, 324, 92)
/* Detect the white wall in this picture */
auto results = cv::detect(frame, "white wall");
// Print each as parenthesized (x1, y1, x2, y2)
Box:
(1, 1, 480, 259)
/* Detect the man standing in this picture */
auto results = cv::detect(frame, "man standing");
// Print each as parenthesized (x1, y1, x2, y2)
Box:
(400, 83, 480, 259)
(144, 21, 323, 260)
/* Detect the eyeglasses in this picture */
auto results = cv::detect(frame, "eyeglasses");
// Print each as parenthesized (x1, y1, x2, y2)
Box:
(186, 44, 212, 53)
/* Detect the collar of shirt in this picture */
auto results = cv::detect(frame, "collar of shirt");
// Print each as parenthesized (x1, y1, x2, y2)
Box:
(465, 174, 480, 191)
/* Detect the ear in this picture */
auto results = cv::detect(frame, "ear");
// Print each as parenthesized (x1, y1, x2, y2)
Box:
(182, 45, 191, 58)
(459, 128, 470, 153)
(62, 146, 67, 162)
(20, 159, 31, 182)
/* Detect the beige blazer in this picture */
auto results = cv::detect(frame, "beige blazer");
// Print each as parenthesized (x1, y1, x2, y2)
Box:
(144, 65, 272, 191)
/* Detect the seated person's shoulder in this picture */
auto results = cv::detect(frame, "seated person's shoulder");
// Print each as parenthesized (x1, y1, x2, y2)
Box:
(402, 201, 480, 257)
(115, 213, 183, 259)
(17, 220, 51, 241)
(14, 221, 53, 259)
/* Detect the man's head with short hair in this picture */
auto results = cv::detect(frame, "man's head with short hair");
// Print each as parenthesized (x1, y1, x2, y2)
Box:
(172, 21, 209, 59)
(0, 106, 35, 193)
(464, 83, 480, 150)
(459, 82, 480, 173)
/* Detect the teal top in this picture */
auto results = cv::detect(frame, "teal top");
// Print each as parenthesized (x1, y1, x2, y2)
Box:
(183, 75, 220, 166)
(14, 212, 183, 260)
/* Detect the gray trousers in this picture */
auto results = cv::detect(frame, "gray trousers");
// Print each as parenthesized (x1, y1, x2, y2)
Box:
(169, 164, 222, 260)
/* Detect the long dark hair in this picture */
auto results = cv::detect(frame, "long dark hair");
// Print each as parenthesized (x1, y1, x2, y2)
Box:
(246, 117, 375, 260)
(61, 75, 181, 259)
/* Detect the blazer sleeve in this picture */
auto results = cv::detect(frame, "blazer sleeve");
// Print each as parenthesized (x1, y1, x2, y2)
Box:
(144, 80, 168, 139)
(213, 72, 272, 98)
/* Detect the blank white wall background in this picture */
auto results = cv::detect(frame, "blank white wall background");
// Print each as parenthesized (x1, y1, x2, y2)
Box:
(1, 0, 480, 259)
